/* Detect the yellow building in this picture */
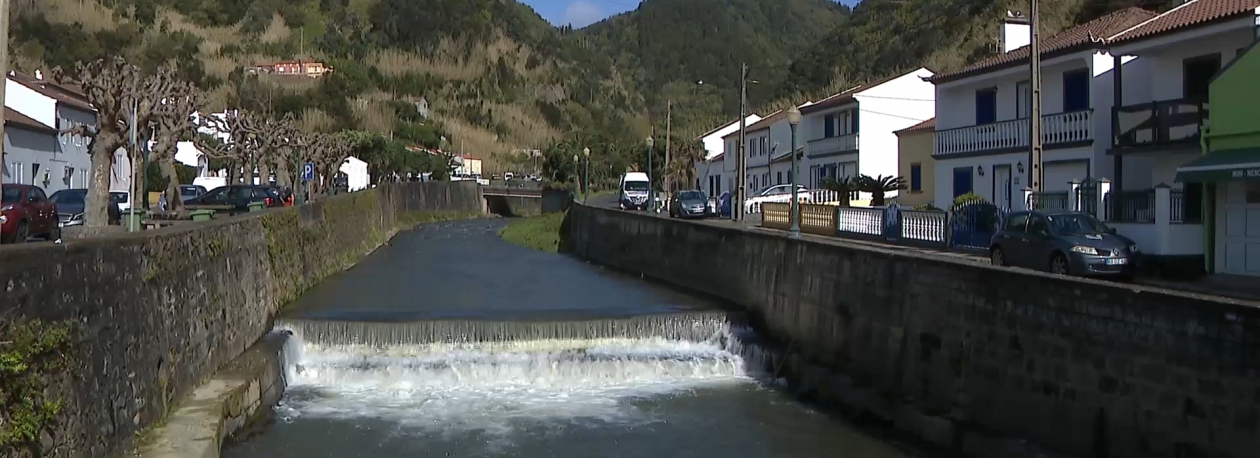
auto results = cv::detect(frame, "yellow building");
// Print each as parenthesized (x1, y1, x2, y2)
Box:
(894, 118, 935, 208)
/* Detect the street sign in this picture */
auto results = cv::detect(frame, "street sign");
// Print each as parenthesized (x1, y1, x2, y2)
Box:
(302, 162, 314, 182)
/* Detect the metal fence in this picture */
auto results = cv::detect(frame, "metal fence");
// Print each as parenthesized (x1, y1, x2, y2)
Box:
(760, 203, 951, 248)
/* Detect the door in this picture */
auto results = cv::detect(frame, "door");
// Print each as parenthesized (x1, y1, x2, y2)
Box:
(953, 167, 974, 198)
(996, 212, 1030, 266)
(993, 165, 1012, 210)
(1043, 161, 1088, 192)
(26, 188, 50, 233)
(1024, 213, 1056, 269)
(1222, 181, 1260, 276)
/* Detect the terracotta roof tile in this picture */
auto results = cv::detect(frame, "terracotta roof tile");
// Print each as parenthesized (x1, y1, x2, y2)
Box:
(9, 72, 95, 112)
(5, 108, 56, 134)
(895, 118, 936, 135)
(1108, 0, 1260, 44)
(930, 8, 1158, 84)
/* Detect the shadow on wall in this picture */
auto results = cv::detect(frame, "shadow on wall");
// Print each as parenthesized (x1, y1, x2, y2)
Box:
(484, 189, 572, 217)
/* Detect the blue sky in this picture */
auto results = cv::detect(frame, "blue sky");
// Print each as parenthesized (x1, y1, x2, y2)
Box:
(523, 0, 860, 29)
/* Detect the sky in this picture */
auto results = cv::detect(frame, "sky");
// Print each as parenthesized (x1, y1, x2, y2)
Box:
(522, 0, 860, 29)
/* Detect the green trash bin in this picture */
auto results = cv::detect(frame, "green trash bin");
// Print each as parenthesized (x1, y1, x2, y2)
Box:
(124, 209, 147, 232)
(190, 209, 215, 222)
(248, 201, 266, 212)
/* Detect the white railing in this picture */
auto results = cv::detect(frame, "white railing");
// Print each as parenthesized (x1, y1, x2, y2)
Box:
(899, 210, 948, 243)
(934, 110, 1093, 156)
(806, 133, 859, 157)
(836, 207, 883, 236)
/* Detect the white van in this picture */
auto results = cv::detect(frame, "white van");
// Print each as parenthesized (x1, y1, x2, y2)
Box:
(619, 172, 651, 211)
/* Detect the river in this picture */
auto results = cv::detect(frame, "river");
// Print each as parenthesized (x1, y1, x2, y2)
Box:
(224, 218, 926, 458)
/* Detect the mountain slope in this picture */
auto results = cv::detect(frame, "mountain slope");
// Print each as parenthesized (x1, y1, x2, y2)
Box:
(576, 0, 849, 135)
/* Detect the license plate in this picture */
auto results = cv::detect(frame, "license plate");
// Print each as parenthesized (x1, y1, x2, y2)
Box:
(1106, 258, 1127, 266)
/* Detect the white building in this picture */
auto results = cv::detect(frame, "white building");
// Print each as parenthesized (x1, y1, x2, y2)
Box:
(2, 71, 96, 194)
(1103, 0, 1260, 276)
(339, 156, 370, 192)
(926, 9, 1158, 210)
(693, 114, 762, 197)
(798, 68, 936, 193)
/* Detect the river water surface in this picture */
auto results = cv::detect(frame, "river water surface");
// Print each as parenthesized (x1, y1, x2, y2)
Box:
(224, 218, 925, 458)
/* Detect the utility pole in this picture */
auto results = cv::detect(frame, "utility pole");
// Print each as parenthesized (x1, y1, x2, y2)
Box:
(128, 98, 138, 232)
(1029, 0, 1043, 199)
(736, 63, 748, 222)
(0, 0, 9, 190)
(665, 100, 672, 201)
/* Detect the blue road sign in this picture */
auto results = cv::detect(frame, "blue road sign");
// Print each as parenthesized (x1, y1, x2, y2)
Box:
(302, 162, 314, 182)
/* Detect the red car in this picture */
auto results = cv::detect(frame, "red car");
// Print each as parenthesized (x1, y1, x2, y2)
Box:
(1, 184, 60, 243)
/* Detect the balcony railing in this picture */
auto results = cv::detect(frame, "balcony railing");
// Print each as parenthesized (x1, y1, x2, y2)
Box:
(934, 110, 1093, 156)
(806, 132, 859, 157)
(1113, 98, 1207, 149)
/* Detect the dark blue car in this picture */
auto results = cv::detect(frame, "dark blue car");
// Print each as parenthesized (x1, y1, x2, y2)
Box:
(989, 210, 1140, 278)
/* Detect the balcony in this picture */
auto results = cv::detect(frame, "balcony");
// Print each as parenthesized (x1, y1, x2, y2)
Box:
(934, 110, 1094, 157)
(806, 132, 859, 158)
(1113, 98, 1207, 151)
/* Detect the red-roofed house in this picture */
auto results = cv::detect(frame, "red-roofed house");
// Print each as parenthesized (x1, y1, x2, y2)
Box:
(1103, 0, 1260, 276)
(693, 114, 762, 199)
(927, 8, 1159, 211)
(3, 70, 97, 194)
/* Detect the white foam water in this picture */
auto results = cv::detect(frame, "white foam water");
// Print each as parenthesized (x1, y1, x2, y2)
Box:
(273, 324, 774, 437)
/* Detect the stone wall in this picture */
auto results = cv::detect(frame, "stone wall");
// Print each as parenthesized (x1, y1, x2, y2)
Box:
(0, 181, 483, 458)
(561, 204, 1260, 458)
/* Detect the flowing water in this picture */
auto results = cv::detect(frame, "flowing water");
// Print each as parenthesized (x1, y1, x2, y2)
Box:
(224, 219, 925, 458)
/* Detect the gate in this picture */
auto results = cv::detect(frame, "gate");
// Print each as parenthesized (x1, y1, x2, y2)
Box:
(1076, 178, 1099, 216)
(950, 198, 1004, 251)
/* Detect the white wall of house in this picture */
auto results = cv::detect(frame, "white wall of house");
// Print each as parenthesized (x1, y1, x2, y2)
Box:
(699, 115, 761, 160)
(852, 68, 936, 180)
(5, 79, 55, 127)
(3, 127, 59, 188)
(1113, 21, 1255, 106)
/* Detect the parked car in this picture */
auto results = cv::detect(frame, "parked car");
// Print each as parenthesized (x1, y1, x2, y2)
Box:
(51, 189, 124, 227)
(110, 191, 131, 212)
(180, 185, 208, 203)
(744, 184, 811, 214)
(669, 190, 711, 219)
(1, 184, 60, 243)
(184, 185, 284, 213)
(989, 210, 1140, 278)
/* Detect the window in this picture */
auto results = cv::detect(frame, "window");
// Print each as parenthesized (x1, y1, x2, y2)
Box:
(952, 167, 973, 198)
(1062, 69, 1090, 112)
(910, 163, 922, 192)
(1027, 215, 1050, 235)
(824, 114, 836, 138)
(29, 188, 47, 202)
(761, 137, 768, 156)
(63, 167, 74, 186)
(1016, 80, 1031, 119)
(850, 110, 859, 134)
(1183, 53, 1221, 100)
(1004, 213, 1029, 232)
(777, 171, 783, 185)
(975, 89, 997, 125)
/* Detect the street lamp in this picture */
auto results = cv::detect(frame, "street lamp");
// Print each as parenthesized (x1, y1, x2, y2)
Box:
(583, 147, 591, 204)
(573, 154, 580, 198)
(787, 106, 802, 239)
(645, 136, 655, 212)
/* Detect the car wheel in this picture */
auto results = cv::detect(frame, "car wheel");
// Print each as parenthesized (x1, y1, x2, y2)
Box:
(48, 223, 61, 242)
(990, 247, 1005, 267)
(14, 221, 29, 244)
(1050, 253, 1070, 275)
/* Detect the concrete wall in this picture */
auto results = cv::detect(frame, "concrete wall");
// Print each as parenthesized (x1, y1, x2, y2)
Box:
(0, 181, 484, 458)
(562, 204, 1260, 458)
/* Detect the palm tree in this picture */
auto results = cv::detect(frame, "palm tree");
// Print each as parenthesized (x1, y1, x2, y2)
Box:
(819, 176, 858, 207)
(858, 175, 907, 207)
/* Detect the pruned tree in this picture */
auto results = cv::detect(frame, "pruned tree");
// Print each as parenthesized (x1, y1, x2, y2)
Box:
(149, 79, 202, 214)
(194, 109, 261, 185)
(53, 58, 180, 227)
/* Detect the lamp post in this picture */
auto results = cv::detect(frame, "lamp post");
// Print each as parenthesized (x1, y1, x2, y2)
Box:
(645, 136, 655, 212)
(573, 153, 579, 199)
(788, 106, 802, 239)
(583, 147, 590, 204)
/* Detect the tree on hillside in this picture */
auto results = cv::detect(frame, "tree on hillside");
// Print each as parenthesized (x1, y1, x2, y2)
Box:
(149, 78, 202, 214)
(54, 58, 181, 227)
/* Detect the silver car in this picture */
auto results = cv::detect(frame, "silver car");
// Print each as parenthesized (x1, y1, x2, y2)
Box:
(669, 190, 710, 219)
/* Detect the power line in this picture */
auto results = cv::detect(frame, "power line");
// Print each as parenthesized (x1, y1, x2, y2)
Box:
(857, 109, 929, 122)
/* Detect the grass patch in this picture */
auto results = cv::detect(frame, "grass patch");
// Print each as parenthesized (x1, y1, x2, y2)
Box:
(1, 319, 73, 454)
(497, 212, 565, 253)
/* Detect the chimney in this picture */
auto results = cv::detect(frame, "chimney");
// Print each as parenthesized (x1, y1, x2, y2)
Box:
(1000, 11, 1031, 53)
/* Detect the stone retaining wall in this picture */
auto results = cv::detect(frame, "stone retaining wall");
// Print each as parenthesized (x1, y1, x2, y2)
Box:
(0, 182, 483, 458)
(561, 204, 1260, 458)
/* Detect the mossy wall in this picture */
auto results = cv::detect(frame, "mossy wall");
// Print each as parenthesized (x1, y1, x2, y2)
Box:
(0, 182, 483, 458)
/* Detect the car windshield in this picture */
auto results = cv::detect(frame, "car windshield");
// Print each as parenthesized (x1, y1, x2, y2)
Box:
(1047, 213, 1109, 235)
(624, 181, 649, 192)
(50, 190, 87, 204)
(1, 187, 20, 204)
(678, 191, 705, 200)
(180, 187, 200, 196)
(111, 193, 128, 203)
